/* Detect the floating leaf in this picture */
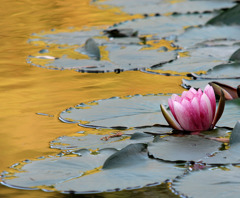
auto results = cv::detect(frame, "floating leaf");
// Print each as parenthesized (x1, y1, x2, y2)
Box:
(176, 26, 240, 48)
(150, 46, 239, 72)
(55, 143, 184, 193)
(2, 144, 185, 193)
(182, 79, 240, 90)
(106, 14, 215, 39)
(29, 42, 177, 72)
(1, 149, 116, 189)
(50, 132, 154, 151)
(59, 95, 171, 129)
(148, 134, 223, 162)
(172, 166, 240, 198)
(93, 0, 234, 15)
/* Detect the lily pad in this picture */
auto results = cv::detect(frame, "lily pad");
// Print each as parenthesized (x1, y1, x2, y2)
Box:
(150, 46, 239, 72)
(202, 121, 240, 164)
(50, 132, 154, 151)
(29, 37, 177, 72)
(172, 165, 240, 198)
(59, 94, 171, 129)
(148, 134, 223, 162)
(202, 62, 240, 78)
(2, 144, 185, 193)
(207, 4, 240, 25)
(45, 44, 177, 72)
(1, 148, 116, 189)
(176, 25, 240, 48)
(106, 14, 215, 40)
(93, 0, 234, 15)
(181, 79, 240, 90)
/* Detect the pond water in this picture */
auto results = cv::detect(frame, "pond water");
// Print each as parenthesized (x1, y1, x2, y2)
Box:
(0, 0, 239, 197)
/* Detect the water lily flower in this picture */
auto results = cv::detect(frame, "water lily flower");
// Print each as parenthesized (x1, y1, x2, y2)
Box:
(160, 85, 225, 132)
(209, 81, 240, 100)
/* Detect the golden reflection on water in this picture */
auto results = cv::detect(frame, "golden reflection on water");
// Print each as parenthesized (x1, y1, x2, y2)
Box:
(0, 0, 187, 197)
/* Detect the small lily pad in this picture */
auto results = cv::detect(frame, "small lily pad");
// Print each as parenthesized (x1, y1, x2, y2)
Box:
(59, 94, 171, 129)
(148, 134, 223, 162)
(172, 165, 240, 198)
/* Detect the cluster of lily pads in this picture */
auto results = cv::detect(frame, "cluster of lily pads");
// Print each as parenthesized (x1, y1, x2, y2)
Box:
(1, 1, 240, 197)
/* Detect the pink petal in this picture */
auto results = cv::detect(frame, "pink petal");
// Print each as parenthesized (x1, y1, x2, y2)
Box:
(200, 93, 213, 130)
(168, 98, 178, 123)
(189, 87, 197, 94)
(204, 85, 216, 117)
(181, 99, 199, 131)
(190, 97, 203, 130)
(173, 101, 193, 131)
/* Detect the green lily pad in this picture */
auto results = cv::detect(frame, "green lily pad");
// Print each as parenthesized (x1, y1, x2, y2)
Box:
(150, 46, 239, 72)
(59, 94, 171, 129)
(45, 44, 177, 72)
(2, 144, 185, 193)
(29, 38, 177, 72)
(207, 4, 240, 25)
(181, 79, 240, 90)
(50, 132, 154, 151)
(1, 148, 116, 189)
(176, 25, 240, 48)
(107, 14, 215, 40)
(148, 134, 223, 162)
(172, 165, 240, 198)
(93, 0, 234, 15)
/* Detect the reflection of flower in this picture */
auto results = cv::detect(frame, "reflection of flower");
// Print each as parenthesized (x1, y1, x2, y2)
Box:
(209, 81, 240, 100)
(161, 85, 225, 132)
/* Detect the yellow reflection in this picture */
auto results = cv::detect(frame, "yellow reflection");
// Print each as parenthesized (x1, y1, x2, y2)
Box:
(0, 0, 189, 197)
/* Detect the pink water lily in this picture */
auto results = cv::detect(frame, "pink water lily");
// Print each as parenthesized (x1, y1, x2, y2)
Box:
(160, 85, 225, 132)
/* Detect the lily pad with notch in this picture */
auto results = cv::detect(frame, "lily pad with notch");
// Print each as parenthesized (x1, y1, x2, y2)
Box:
(50, 131, 155, 151)
(1, 148, 117, 189)
(2, 144, 185, 193)
(149, 45, 239, 73)
(29, 39, 178, 73)
(106, 13, 215, 40)
(59, 94, 171, 129)
(55, 143, 185, 193)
